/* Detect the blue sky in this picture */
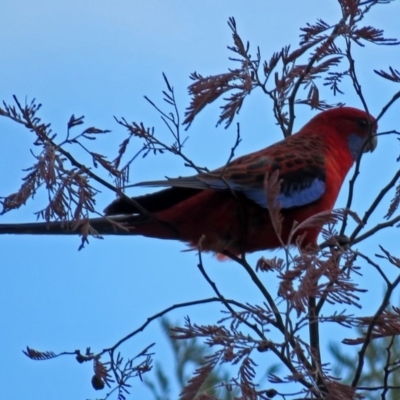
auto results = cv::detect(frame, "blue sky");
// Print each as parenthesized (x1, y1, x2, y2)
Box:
(1, 1, 400, 399)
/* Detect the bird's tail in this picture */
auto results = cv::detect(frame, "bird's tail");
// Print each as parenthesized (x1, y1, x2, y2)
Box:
(0, 215, 180, 240)
(0, 216, 138, 236)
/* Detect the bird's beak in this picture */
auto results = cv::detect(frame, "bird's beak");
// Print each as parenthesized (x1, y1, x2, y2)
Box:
(363, 131, 378, 153)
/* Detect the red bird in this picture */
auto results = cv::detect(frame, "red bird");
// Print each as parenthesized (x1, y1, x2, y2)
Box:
(0, 107, 377, 255)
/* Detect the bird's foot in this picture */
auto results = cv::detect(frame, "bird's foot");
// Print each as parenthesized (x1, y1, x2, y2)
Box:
(319, 234, 350, 250)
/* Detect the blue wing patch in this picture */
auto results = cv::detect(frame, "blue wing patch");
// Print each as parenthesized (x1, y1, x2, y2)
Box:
(200, 177, 325, 209)
(134, 165, 326, 209)
(276, 178, 325, 208)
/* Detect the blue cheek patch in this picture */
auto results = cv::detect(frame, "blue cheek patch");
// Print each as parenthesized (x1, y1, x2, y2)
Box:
(348, 134, 365, 160)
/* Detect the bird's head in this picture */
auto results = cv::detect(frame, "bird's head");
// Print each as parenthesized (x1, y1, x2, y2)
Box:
(309, 107, 378, 160)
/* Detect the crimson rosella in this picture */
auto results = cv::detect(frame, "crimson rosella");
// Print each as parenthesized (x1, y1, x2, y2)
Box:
(0, 107, 377, 255)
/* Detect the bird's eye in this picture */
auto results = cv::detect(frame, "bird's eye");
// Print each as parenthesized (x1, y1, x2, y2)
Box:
(358, 118, 369, 128)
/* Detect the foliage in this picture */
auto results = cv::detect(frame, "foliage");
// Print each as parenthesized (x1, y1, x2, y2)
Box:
(144, 318, 244, 400)
(2, 0, 400, 399)
(330, 326, 400, 400)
